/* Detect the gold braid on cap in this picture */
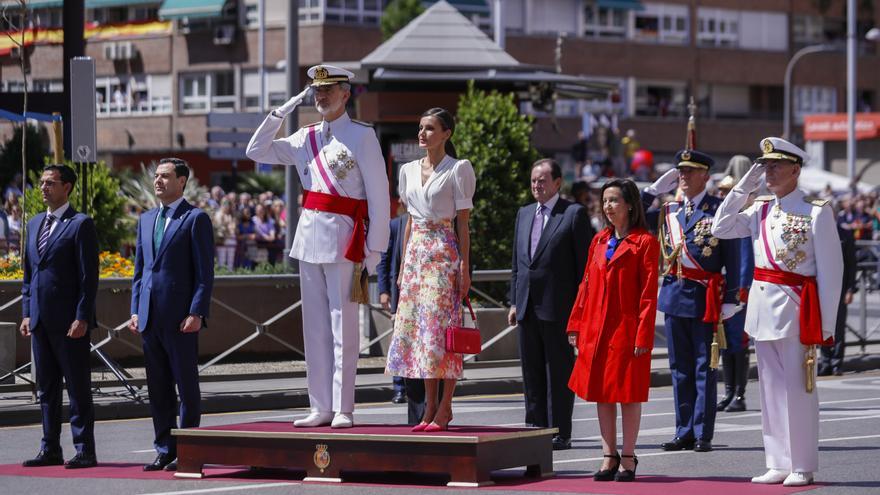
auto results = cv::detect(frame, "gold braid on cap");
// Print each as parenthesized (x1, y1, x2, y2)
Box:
(314, 66, 329, 80)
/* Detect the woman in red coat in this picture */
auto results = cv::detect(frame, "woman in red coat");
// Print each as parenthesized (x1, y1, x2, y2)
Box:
(567, 178, 659, 482)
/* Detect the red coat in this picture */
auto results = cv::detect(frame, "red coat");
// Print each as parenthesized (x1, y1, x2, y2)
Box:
(567, 227, 659, 403)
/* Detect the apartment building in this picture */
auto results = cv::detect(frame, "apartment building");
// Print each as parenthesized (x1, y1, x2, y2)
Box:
(0, 0, 878, 183)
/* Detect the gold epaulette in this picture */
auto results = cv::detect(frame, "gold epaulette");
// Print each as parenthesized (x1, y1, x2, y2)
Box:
(351, 119, 373, 127)
(804, 196, 830, 207)
(754, 195, 774, 203)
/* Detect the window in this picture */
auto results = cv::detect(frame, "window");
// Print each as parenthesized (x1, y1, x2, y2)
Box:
(131, 7, 160, 22)
(180, 71, 236, 113)
(794, 86, 837, 124)
(299, 0, 322, 24)
(33, 8, 63, 29)
(792, 15, 845, 46)
(633, 3, 688, 45)
(584, 5, 627, 39)
(95, 74, 172, 116)
(242, 70, 287, 111)
(635, 80, 688, 118)
(320, 0, 385, 25)
(697, 8, 738, 47)
(1, 79, 62, 93)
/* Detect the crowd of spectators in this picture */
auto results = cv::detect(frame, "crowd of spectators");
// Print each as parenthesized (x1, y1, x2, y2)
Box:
(194, 186, 288, 270)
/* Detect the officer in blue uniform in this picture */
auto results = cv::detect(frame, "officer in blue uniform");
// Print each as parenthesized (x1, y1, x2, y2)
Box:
(641, 150, 746, 452)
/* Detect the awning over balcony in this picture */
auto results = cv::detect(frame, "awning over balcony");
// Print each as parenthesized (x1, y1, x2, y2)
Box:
(0, 0, 63, 8)
(596, 0, 644, 10)
(158, 0, 228, 20)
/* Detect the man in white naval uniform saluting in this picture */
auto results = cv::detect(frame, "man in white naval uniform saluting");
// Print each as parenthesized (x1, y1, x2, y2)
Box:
(711, 137, 843, 486)
(246, 64, 390, 428)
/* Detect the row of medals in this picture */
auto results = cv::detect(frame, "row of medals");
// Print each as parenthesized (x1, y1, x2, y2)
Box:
(772, 204, 810, 272)
(692, 217, 719, 257)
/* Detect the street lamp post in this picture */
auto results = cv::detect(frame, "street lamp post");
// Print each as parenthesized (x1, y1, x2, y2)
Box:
(783, 44, 840, 141)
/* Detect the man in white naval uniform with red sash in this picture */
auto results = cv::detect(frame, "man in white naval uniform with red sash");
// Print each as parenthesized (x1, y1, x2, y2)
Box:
(246, 64, 390, 428)
(712, 137, 842, 486)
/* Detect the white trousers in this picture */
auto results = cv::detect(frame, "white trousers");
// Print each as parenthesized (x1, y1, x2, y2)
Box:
(299, 260, 359, 414)
(755, 337, 820, 473)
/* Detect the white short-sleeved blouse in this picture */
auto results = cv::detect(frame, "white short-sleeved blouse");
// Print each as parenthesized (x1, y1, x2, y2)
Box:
(398, 156, 476, 221)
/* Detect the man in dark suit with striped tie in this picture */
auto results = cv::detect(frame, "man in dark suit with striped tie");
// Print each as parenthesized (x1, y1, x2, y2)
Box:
(20, 164, 99, 469)
(510, 159, 594, 450)
(129, 158, 214, 472)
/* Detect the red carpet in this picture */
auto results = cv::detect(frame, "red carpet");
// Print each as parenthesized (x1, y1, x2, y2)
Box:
(0, 463, 820, 494)
(193, 421, 537, 438)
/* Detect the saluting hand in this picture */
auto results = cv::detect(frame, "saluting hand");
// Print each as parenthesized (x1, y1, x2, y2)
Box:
(646, 168, 679, 195)
(738, 162, 766, 192)
(274, 86, 312, 118)
(180, 315, 202, 333)
(67, 319, 88, 339)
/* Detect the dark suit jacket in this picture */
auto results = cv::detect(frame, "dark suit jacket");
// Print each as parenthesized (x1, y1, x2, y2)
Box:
(22, 207, 99, 330)
(131, 200, 214, 332)
(377, 213, 407, 313)
(510, 198, 593, 322)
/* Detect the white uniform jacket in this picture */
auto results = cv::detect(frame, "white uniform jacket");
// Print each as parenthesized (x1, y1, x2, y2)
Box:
(246, 112, 390, 272)
(711, 187, 842, 342)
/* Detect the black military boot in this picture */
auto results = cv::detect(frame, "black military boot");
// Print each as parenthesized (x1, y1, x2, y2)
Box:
(717, 353, 735, 411)
(726, 348, 750, 412)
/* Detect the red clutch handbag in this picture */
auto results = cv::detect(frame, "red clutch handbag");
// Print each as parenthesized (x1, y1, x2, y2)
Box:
(445, 297, 481, 354)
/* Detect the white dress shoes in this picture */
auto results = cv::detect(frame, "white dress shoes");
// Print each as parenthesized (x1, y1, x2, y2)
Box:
(751, 469, 789, 484)
(293, 412, 333, 427)
(783, 472, 814, 486)
(330, 413, 353, 428)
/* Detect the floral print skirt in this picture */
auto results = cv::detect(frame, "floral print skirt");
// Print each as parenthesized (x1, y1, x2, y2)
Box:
(385, 219, 463, 379)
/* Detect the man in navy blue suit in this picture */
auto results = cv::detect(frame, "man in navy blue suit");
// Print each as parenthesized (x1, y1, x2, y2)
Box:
(510, 159, 593, 451)
(378, 210, 408, 406)
(129, 158, 214, 472)
(641, 150, 745, 453)
(20, 164, 98, 469)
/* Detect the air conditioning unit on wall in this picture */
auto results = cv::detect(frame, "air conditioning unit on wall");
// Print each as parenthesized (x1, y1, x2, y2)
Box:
(213, 24, 235, 45)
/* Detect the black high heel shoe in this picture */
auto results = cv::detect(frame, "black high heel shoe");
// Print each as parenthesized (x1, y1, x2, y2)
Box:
(615, 454, 638, 482)
(593, 453, 621, 482)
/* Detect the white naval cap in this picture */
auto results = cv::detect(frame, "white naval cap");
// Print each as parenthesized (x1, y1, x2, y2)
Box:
(307, 64, 355, 87)
(757, 137, 807, 165)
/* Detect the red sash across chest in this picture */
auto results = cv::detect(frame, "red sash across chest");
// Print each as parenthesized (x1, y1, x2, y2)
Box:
(754, 202, 828, 346)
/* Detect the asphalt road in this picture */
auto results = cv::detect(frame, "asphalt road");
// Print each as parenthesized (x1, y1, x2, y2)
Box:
(1, 372, 879, 495)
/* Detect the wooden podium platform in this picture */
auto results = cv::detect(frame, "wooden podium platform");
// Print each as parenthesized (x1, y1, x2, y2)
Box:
(172, 422, 556, 486)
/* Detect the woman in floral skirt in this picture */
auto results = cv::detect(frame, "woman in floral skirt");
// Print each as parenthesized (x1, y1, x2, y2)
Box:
(385, 107, 475, 432)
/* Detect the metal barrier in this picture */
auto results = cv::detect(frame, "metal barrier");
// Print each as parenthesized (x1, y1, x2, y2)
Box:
(854, 239, 880, 352)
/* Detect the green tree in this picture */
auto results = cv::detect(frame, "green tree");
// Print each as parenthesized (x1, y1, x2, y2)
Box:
(118, 162, 208, 211)
(0, 123, 49, 192)
(24, 161, 131, 252)
(380, 0, 424, 40)
(454, 81, 539, 271)
(236, 170, 285, 196)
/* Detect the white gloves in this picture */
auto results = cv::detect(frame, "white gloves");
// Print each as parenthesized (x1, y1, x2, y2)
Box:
(721, 303, 742, 320)
(735, 162, 765, 193)
(645, 168, 679, 196)
(273, 86, 312, 118)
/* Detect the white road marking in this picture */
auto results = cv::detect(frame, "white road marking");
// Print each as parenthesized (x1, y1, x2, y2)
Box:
(137, 482, 297, 495)
(130, 449, 156, 454)
(556, 431, 880, 466)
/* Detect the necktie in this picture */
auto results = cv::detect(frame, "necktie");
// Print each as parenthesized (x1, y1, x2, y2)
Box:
(685, 201, 695, 221)
(530, 204, 546, 258)
(37, 214, 55, 256)
(154, 205, 167, 251)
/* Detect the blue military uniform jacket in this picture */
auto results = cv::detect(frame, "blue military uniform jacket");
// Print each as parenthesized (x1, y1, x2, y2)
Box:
(642, 191, 743, 318)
